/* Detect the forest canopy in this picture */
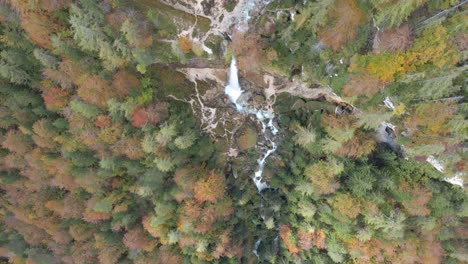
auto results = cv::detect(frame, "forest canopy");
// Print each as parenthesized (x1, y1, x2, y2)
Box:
(0, 0, 466, 263)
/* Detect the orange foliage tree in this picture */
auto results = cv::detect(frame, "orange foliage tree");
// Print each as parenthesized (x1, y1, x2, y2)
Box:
(399, 182, 432, 216)
(279, 224, 300, 254)
(82, 197, 111, 223)
(97, 242, 126, 264)
(335, 131, 376, 158)
(1, 129, 33, 155)
(231, 31, 271, 80)
(32, 119, 60, 150)
(193, 170, 226, 203)
(155, 246, 183, 264)
(311, 229, 327, 249)
(131, 103, 169, 128)
(77, 75, 113, 108)
(345, 238, 384, 263)
(123, 227, 156, 251)
(297, 230, 314, 251)
(319, 0, 367, 51)
(42, 87, 71, 111)
(45, 195, 84, 219)
(70, 241, 98, 264)
(171, 166, 235, 260)
(111, 137, 144, 160)
(279, 225, 325, 254)
(178, 35, 192, 54)
(19, 12, 60, 49)
(58, 58, 84, 85)
(373, 24, 413, 54)
(342, 72, 383, 97)
(112, 70, 140, 98)
(95, 115, 112, 128)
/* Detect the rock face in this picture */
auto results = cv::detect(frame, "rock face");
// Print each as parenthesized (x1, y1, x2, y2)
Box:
(160, 0, 272, 40)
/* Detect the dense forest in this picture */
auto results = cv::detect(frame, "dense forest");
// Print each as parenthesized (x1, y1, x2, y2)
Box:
(0, 0, 466, 263)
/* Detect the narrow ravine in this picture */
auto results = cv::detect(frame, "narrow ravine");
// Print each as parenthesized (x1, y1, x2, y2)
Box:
(225, 58, 278, 192)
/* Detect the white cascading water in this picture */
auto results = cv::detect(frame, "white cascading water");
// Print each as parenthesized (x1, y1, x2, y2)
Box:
(225, 58, 278, 192)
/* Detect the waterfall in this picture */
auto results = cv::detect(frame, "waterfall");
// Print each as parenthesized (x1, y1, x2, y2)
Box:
(225, 58, 278, 192)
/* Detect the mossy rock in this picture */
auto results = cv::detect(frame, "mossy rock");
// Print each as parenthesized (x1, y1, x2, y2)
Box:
(225, 0, 237, 12)
(262, 167, 274, 182)
(237, 126, 258, 151)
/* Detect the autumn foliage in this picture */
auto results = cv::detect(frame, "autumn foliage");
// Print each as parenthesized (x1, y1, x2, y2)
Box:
(280, 225, 326, 254)
(178, 35, 192, 53)
(342, 72, 383, 97)
(0, 1, 465, 263)
(194, 170, 226, 203)
(279, 224, 299, 254)
(355, 25, 459, 83)
(305, 160, 342, 195)
(403, 101, 458, 147)
(112, 70, 140, 98)
(399, 182, 432, 216)
(77, 75, 112, 107)
(131, 103, 168, 128)
(19, 12, 60, 49)
(231, 31, 268, 75)
(319, 0, 367, 51)
(331, 193, 361, 219)
(2, 129, 33, 155)
(42, 87, 71, 111)
(373, 24, 413, 54)
(123, 227, 155, 251)
(335, 131, 376, 158)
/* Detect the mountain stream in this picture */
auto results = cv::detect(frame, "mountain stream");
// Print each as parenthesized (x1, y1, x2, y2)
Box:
(225, 58, 278, 192)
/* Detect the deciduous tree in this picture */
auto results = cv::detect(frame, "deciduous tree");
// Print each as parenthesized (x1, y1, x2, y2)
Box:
(279, 224, 299, 254)
(42, 87, 70, 111)
(1, 129, 33, 155)
(319, 0, 367, 51)
(342, 72, 383, 97)
(398, 182, 432, 216)
(111, 70, 140, 99)
(194, 170, 226, 203)
(123, 227, 155, 251)
(373, 24, 413, 53)
(331, 193, 361, 219)
(304, 159, 343, 195)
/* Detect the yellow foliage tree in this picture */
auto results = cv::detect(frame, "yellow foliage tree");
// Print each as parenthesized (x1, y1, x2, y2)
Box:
(304, 159, 343, 195)
(364, 52, 407, 82)
(331, 193, 361, 219)
(410, 25, 459, 68)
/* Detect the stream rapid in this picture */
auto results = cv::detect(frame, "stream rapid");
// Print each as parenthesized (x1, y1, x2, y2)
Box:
(225, 58, 278, 192)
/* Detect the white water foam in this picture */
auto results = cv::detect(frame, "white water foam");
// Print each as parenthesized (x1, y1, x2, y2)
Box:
(444, 173, 464, 188)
